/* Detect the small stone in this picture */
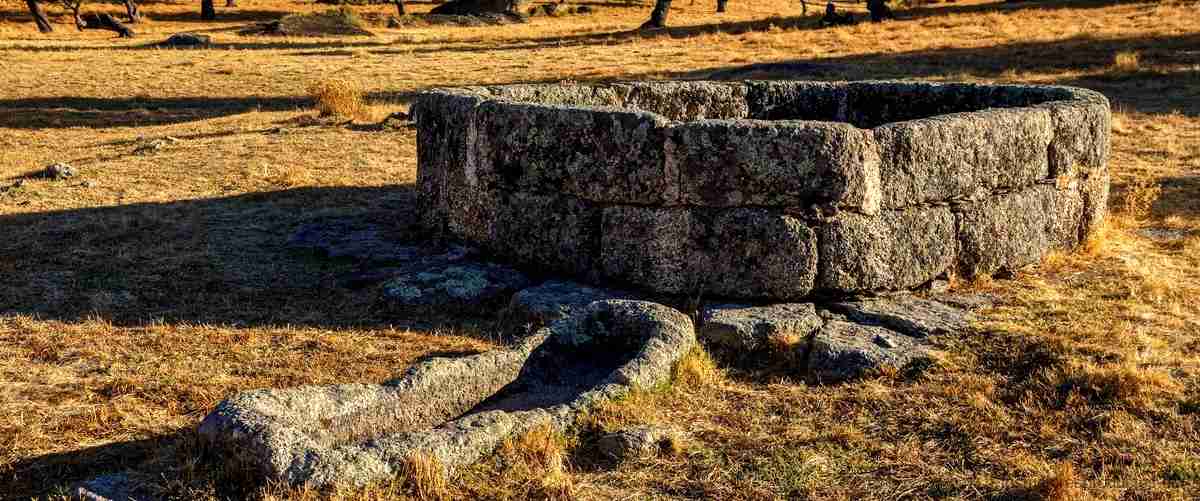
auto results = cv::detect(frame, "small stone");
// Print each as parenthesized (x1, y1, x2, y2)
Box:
(75, 472, 147, 501)
(507, 280, 635, 327)
(807, 320, 929, 382)
(698, 303, 823, 351)
(596, 426, 678, 461)
(80, 180, 97, 188)
(827, 295, 974, 338)
(381, 262, 531, 309)
(44, 162, 77, 180)
(379, 111, 411, 130)
(926, 279, 950, 293)
(159, 32, 211, 47)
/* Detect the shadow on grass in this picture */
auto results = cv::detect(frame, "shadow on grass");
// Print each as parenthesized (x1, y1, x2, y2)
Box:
(0, 184, 447, 329)
(0, 430, 192, 500)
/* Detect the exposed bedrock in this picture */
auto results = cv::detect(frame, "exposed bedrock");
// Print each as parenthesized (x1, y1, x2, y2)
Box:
(411, 80, 1110, 300)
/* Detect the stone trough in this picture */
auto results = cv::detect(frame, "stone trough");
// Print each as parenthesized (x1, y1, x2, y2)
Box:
(413, 80, 1110, 300)
(198, 300, 694, 488)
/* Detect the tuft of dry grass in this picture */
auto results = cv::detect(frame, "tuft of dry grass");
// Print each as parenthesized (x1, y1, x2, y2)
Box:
(1117, 176, 1162, 225)
(1034, 462, 1082, 501)
(400, 453, 449, 501)
(1111, 50, 1141, 73)
(671, 345, 723, 389)
(307, 78, 367, 120)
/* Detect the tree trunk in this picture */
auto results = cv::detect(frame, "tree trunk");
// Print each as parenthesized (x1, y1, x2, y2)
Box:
(226, 0, 236, 6)
(395, 0, 406, 15)
(77, 12, 135, 37)
(800, 0, 807, 15)
(123, 0, 142, 22)
(640, 0, 670, 29)
(26, 0, 53, 33)
(201, 0, 216, 20)
(716, 0, 726, 12)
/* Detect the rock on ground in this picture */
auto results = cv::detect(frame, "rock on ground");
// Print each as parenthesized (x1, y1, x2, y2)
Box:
(806, 320, 930, 383)
(827, 295, 974, 338)
(75, 472, 147, 501)
(507, 280, 635, 327)
(380, 262, 530, 309)
(198, 300, 695, 489)
(698, 302, 823, 351)
(158, 32, 210, 47)
(43, 162, 77, 180)
(596, 425, 679, 461)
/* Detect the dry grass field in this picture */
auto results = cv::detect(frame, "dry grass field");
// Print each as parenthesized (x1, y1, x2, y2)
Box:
(1, 0, 1198, 498)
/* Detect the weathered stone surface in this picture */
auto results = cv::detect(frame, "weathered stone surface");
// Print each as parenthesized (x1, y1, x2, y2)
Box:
(807, 320, 928, 382)
(618, 81, 749, 121)
(44, 162, 77, 180)
(475, 100, 675, 204)
(698, 302, 822, 350)
(817, 206, 956, 293)
(873, 107, 1052, 208)
(159, 32, 210, 47)
(600, 207, 818, 298)
(411, 91, 487, 234)
(507, 280, 635, 326)
(596, 426, 678, 461)
(670, 119, 880, 212)
(485, 83, 625, 108)
(599, 207, 692, 294)
(75, 472, 146, 501)
(199, 300, 695, 488)
(827, 295, 974, 338)
(955, 185, 1084, 277)
(487, 192, 599, 275)
(745, 80, 846, 122)
(1079, 165, 1111, 240)
(414, 80, 1110, 300)
(1041, 96, 1111, 178)
(380, 262, 530, 308)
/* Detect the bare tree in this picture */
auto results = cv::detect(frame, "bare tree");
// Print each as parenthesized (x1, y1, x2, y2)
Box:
(716, 0, 726, 12)
(640, 0, 670, 28)
(395, 0, 407, 15)
(201, 0, 216, 20)
(60, 0, 135, 36)
(123, 0, 141, 22)
(25, 0, 53, 32)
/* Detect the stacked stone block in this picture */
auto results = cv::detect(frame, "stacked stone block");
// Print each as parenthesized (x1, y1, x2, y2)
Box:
(412, 80, 1110, 300)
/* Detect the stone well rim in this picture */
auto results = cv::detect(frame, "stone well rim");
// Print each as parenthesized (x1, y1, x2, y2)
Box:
(413, 79, 1109, 130)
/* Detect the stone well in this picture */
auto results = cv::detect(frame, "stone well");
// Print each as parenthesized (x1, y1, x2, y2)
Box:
(412, 80, 1110, 300)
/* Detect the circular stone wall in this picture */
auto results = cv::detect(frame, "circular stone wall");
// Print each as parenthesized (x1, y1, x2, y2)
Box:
(411, 80, 1110, 300)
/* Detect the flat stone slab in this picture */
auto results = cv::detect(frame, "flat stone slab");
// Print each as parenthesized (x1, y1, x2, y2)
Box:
(807, 320, 929, 383)
(698, 303, 823, 351)
(507, 280, 637, 327)
(380, 262, 530, 309)
(198, 300, 695, 489)
(827, 296, 975, 338)
(413, 80, 1110, 300)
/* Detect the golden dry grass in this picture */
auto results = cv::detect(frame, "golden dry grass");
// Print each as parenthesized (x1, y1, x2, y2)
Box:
(1, 0, 1199, 499)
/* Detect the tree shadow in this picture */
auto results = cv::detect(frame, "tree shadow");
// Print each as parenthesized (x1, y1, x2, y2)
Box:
(0, 430, 190, 500)
(0, 184, 452, 329)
